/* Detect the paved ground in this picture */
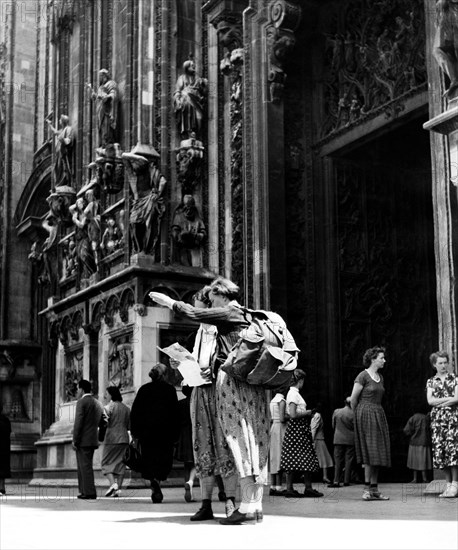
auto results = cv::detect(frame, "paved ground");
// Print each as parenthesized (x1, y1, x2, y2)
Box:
(0, 483, 457, 550)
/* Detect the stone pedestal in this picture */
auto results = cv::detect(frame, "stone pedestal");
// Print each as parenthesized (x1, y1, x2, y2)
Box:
(31, 301, 198, 488)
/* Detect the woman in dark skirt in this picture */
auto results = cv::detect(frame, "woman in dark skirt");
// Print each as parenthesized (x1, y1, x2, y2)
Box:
(0, 403, 11, 494)
(350, 346, 391, 501)
(130, 363, 180, 503)
(280, 369, 322, 498)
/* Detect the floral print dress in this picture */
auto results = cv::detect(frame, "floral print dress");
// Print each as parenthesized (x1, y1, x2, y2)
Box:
(426, 373, 458, 469)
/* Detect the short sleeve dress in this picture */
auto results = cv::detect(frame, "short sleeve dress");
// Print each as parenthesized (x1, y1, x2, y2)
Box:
(269, 393, 287, 475)
(354, 370, 391, 467)
(280, 387, 319, 473)
(426, 373, 458, 469)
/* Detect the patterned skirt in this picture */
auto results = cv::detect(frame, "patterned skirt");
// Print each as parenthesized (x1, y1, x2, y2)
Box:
(354, 402, 391, 467)
(190, 383, 236, 478)
(280, 418, 320, 473)
(430, 406, 458, 469)
(216, 370, 270, 484)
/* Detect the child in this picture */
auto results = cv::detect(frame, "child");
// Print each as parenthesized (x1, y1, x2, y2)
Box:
(311, 404, 334, 484)
(269, 387, 288, 495)
(403, 409, 432, 483)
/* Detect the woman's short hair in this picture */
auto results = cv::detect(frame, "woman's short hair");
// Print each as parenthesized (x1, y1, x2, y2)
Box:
(210, 276, 240, 301)
(148, 362, 167, 383)
(106, 386, 123, 402)
(429, 350, 449, 367)
(192, 285, 212, 306)
(362, 346, 386, 367)
(291, 369, 306, 385)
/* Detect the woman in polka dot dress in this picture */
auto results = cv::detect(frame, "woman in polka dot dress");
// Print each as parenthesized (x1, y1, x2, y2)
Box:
(280, 369, 322, 498)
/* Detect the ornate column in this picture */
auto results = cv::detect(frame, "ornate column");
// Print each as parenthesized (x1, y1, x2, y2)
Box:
(423, 0, 458, 496)
(242, 0, 301, 312)
(203, 0, 248, 292)
(423, 1, 458, 365)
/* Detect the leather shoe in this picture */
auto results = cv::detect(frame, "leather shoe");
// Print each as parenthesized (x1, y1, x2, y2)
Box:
(327, 483, 341, 488)
(303, 488, 323, 498)
(151, 480, 163, 503)
(190, 506, 214, 521)
(77, 494, 97, 500)
(283, 489, 304, 498)
(219, 509, 256, 525)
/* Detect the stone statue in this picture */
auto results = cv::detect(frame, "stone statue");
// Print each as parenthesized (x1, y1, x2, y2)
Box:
(122, 143, 167, 256)
(83, 189, 101, 267)
(173, 57, 208, 140)
(69, 196, 97, 278)
(434, 0, 458, 99)
(86, 69, 119, 146)
(171, 194, 206, 267)
(46, 114, 75, 187)
(100, 215, 122, 256)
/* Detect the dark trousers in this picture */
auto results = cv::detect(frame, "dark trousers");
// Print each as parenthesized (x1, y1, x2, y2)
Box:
(76, 447, 96, 496)
(333, 444, 355, 484)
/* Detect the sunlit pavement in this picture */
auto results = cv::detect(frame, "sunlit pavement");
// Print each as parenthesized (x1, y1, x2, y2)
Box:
(0, 483, 457, 549)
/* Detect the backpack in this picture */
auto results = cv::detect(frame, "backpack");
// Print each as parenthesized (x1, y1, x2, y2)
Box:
(221, 307, 299, 389)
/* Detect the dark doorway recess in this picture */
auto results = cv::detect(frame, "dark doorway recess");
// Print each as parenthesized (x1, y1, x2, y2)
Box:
(334, 115, 438, 480)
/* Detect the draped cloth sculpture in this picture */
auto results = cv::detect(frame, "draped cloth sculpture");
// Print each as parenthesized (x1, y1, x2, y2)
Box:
(122, 143, 167, 256)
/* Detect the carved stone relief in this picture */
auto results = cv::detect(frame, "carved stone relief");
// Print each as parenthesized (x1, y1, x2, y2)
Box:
(107, 333, 134, 391)
(320, 0, 426, 140)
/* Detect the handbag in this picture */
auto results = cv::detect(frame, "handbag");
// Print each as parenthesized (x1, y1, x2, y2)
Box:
(246, 346, 298, 389)
(221, 308, 299, 389)
(122, 439, 143, 472)
(98, 415, 108, 443)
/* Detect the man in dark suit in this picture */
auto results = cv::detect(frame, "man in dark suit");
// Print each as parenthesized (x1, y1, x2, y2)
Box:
(72, 379, 103, 499)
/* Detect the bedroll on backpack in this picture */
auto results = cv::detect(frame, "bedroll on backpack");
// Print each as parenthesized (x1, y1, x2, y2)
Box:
(221, 310, 298, 390)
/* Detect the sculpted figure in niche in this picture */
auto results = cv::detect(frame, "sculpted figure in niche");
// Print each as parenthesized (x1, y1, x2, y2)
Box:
(434, 0, 458, 99)
(173, 57, 208, 140)
(122, 144, 167, 257)
(171, 194, 206, 267)
(69, 197, 97, 278)
(83, 189, 101, 267)
(46, 114, 75, 187)
(86, 69, 119, 146)
(101, 215, 122, 256)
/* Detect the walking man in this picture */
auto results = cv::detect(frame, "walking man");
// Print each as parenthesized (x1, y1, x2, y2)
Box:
(72, 379, 103, 499)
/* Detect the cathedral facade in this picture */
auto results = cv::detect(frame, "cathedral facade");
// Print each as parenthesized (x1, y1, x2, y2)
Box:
(0, 0, 454, 483)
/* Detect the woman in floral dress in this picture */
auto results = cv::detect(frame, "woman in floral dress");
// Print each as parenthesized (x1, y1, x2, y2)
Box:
(426, 351, 458, 498)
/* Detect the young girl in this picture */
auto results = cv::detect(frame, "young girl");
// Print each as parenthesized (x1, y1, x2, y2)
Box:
(403, 409, 432, 484)
(311, 404, 334, 485)
(269, 387, 288, 495)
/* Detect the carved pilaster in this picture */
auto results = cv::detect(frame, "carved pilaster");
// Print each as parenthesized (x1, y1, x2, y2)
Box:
(206, 1, 247, 292)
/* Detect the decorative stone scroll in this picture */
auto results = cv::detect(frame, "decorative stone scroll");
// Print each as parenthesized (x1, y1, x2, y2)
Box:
(266, 0, 302, 103)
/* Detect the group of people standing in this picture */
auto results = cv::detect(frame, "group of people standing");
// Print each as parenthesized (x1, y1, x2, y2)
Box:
(2, 275, 457, 519)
